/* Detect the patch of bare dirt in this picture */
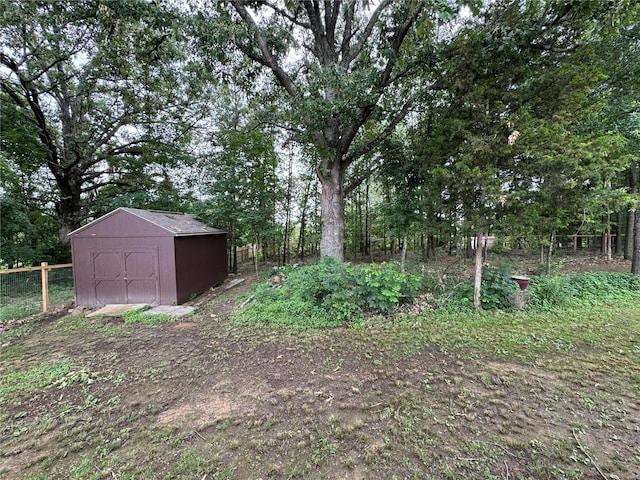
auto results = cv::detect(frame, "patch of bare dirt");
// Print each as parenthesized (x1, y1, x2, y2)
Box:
(158, 376, 269, 427)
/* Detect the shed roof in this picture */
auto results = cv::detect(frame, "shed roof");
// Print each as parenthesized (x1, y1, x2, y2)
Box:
(69, 207, 226, 237)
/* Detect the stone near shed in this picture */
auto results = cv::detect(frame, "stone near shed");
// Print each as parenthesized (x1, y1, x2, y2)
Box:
(142, 305, 195, 317)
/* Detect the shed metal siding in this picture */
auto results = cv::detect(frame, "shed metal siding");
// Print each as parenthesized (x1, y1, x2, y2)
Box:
(174, 234, 228, 304)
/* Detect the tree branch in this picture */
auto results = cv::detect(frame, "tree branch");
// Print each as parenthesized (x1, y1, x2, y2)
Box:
(339, 1, 356, 62)
(324, 0, 339, 49)
(2, 55, 65, 183)
(0, 81, 28, 108)
(379, 7, 422, 89)
(341, 0, 393, 67)
(345, 97, 414, 166)
(257, 1, 310, 28)
(302, 1, 335, 64)
(344, 159, 382, 195)
(231, 1, 298, 97)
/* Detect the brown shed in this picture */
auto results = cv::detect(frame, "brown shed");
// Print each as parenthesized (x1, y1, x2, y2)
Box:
(69, 208, 227, 307)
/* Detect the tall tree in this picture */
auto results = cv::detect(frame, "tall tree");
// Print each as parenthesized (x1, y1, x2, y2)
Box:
(1, 0, 209, 243)
(198, 0, 479, 260)
(376, 128, 424, 271)
(417, 0, 637, 303)
(193, 87, 281, 273)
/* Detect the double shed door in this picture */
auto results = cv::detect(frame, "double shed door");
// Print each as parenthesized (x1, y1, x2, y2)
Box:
(90, 248, 160, 305)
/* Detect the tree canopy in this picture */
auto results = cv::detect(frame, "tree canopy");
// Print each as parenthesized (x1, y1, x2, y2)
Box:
(0, 0, 210, 243)
(1, 0, 639, 276)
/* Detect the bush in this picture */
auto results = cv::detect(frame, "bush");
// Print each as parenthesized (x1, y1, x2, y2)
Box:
(356, 262, 422, 314)
(452, 270, 640, 312)
(528, 272, 640, 310)
(439, 265, 516, 311)
(527, 276, 567, 310)
(480, 265, 517, 310)
(234, 258, 422, 327)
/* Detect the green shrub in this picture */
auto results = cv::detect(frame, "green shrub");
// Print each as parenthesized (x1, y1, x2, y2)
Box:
(356, 262, 422, 314)
(528, 272, 640, 310)
(480, 265, 517, 310)
(566, 272, 640, 302)
(438, 265, 516, 311)
(527, 276, 570, 309)
(234, 258, 422, 327)
(444, 271, 640, 312)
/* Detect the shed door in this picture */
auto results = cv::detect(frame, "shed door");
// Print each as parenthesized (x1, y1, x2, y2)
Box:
(91, 248, 160, 305)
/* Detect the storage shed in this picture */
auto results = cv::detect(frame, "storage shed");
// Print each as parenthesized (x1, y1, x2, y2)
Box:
(69, 208, 227, 307)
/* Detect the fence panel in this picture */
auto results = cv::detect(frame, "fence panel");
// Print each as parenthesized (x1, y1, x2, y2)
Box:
(0, 263, 73, 320)
(236, 245, 257, 264)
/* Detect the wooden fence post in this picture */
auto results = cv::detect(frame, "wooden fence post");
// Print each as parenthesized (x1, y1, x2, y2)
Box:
(41, 262, 49, 312)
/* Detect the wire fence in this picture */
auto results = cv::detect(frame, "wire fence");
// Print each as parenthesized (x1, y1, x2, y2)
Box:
(0, 264, 74, 321)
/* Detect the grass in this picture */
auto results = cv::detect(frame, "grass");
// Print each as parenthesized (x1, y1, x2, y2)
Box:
(0, 359, 75, 397)
(410, 302, 640, 361)
(122, 306, 178, 324)
(0, 286, 73, 321)
(1, 261, 639, 479)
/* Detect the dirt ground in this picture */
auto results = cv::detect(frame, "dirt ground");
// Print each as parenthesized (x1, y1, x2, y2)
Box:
(1, 255, 639, 479)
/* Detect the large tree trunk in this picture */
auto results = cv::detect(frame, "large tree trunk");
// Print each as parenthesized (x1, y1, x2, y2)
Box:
(318, 162, 345, 260)
(56, 190, 84, 244)
(632, 207, 640, 275)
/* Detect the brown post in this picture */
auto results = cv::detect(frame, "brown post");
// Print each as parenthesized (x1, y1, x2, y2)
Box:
(41, 262, 49, 312)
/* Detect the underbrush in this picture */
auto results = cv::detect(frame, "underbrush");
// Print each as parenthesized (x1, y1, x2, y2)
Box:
(524, 271, 640, 310)
(233, 257, 421, 327)
(234, 257, 640, 327)
(439, 268, 640, 312)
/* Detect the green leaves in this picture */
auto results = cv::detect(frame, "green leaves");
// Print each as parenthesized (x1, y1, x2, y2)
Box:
(1, 0, 214, 241)
(356, 262, 422, 314)
(234, 258, 422, 326)
(528, 272, 640, 309)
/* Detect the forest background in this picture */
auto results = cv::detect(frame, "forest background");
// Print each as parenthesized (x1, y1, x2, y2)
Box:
(1, 0, 639, 276)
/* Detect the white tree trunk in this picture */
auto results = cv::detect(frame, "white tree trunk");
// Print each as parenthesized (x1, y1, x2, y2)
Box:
(473, 231, 484, 310)
(400, 234, 408, 273)
(632, 207, 640, 274)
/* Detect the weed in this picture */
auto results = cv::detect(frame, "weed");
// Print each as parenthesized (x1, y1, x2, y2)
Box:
(480, 264, 517, 309)
(0, 359, 74, 397)
(528, 272, 640, 310)
(123, 306, 176, 324)
(234, 257, 422, 327)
